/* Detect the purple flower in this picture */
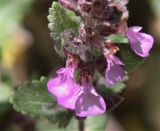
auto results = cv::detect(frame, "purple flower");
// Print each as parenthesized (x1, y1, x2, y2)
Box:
(75, 83, 106, 117)
(105, 54, 125, 86)
(47, 67, 107, 117)
(47, 67, 80, 110)
(125, 26, 154, 57)
(59, 0, 87, 12)
(59, 0, 77, 11)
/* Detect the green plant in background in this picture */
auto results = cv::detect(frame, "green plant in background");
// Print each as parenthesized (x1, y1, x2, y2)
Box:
(0, 0, 33, 47)
(0, 0, 33, 66)
(150, 0, 160, 16)
(0, 0, 33, 123)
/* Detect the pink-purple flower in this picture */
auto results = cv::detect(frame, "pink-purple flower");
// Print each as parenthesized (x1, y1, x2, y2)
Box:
(47, 67, 80, 109)
(105, 54, 125, 86)
(59, 0, 88, 13)
(75, 83, 106, 117)
(47, 66, 106, 117)
(59, 0, 77, 11)
(125, 26, 154, 57)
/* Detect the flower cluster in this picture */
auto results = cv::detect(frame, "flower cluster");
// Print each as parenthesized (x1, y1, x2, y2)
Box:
(47, 0, 154, 117)
(48, 54, 106, 117)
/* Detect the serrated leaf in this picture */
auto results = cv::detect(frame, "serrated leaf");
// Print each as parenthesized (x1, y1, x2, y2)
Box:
(106, 34, 129, 43)
(48, 2, 80, 56)
(60, 29, 88, 55)
(10, 76, 73, 128)
(117, 44, 144, 71)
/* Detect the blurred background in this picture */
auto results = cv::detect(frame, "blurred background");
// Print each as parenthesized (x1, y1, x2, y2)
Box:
(0, 0, 160, 131)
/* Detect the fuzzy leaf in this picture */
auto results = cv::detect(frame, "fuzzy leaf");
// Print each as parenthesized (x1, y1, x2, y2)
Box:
(117, 44, 144, 71)
(10, 77, 73, 128)
(106, 34, 129, 44)
(48, 2, 80, 56)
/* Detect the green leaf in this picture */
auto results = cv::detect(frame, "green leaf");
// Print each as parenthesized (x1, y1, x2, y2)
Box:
(10, 77, 73, 128)
(0, 103, 11, 116)
(106, 34, 129, 44)
(91, 48, 102, 59)
(36, 119, 64, 131)
(110, 76, 128, 93)
(0, 83, 13, 103)
(96, 75, 127, 95)
(36, 118, 78, 131)
(85, 114, 108, 131)
(48, 2, 80, 56)
(37, 114, 108, 131)
(0, 71, 13, 85)
(74, 69, 80, 83)
(67, 115, 108, 131)
(117, 44, 144, 71)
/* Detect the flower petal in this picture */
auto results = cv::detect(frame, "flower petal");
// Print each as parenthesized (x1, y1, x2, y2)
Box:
(57, 84, 80, 110)
(78, 0, 86, 4)
(75, 84, 106, 117)
(106, 63, 125, 86)
(59, 0, 78, 11)
(47, 68, 76, 98)
(127, 30, 154, 57)
(47, 77, 72, 98)
(109, 55, 124, 65)
(56, 67, 74, 78)
(47, 67, 81, 110)
(127, 26, 142, 32)
(106, 55, 125, 86)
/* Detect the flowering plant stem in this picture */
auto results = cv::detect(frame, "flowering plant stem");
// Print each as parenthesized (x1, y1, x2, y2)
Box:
(78, 120, 84, 131)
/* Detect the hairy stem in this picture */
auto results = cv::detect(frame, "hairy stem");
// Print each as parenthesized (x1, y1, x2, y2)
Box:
(78, 120, 84, 131)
